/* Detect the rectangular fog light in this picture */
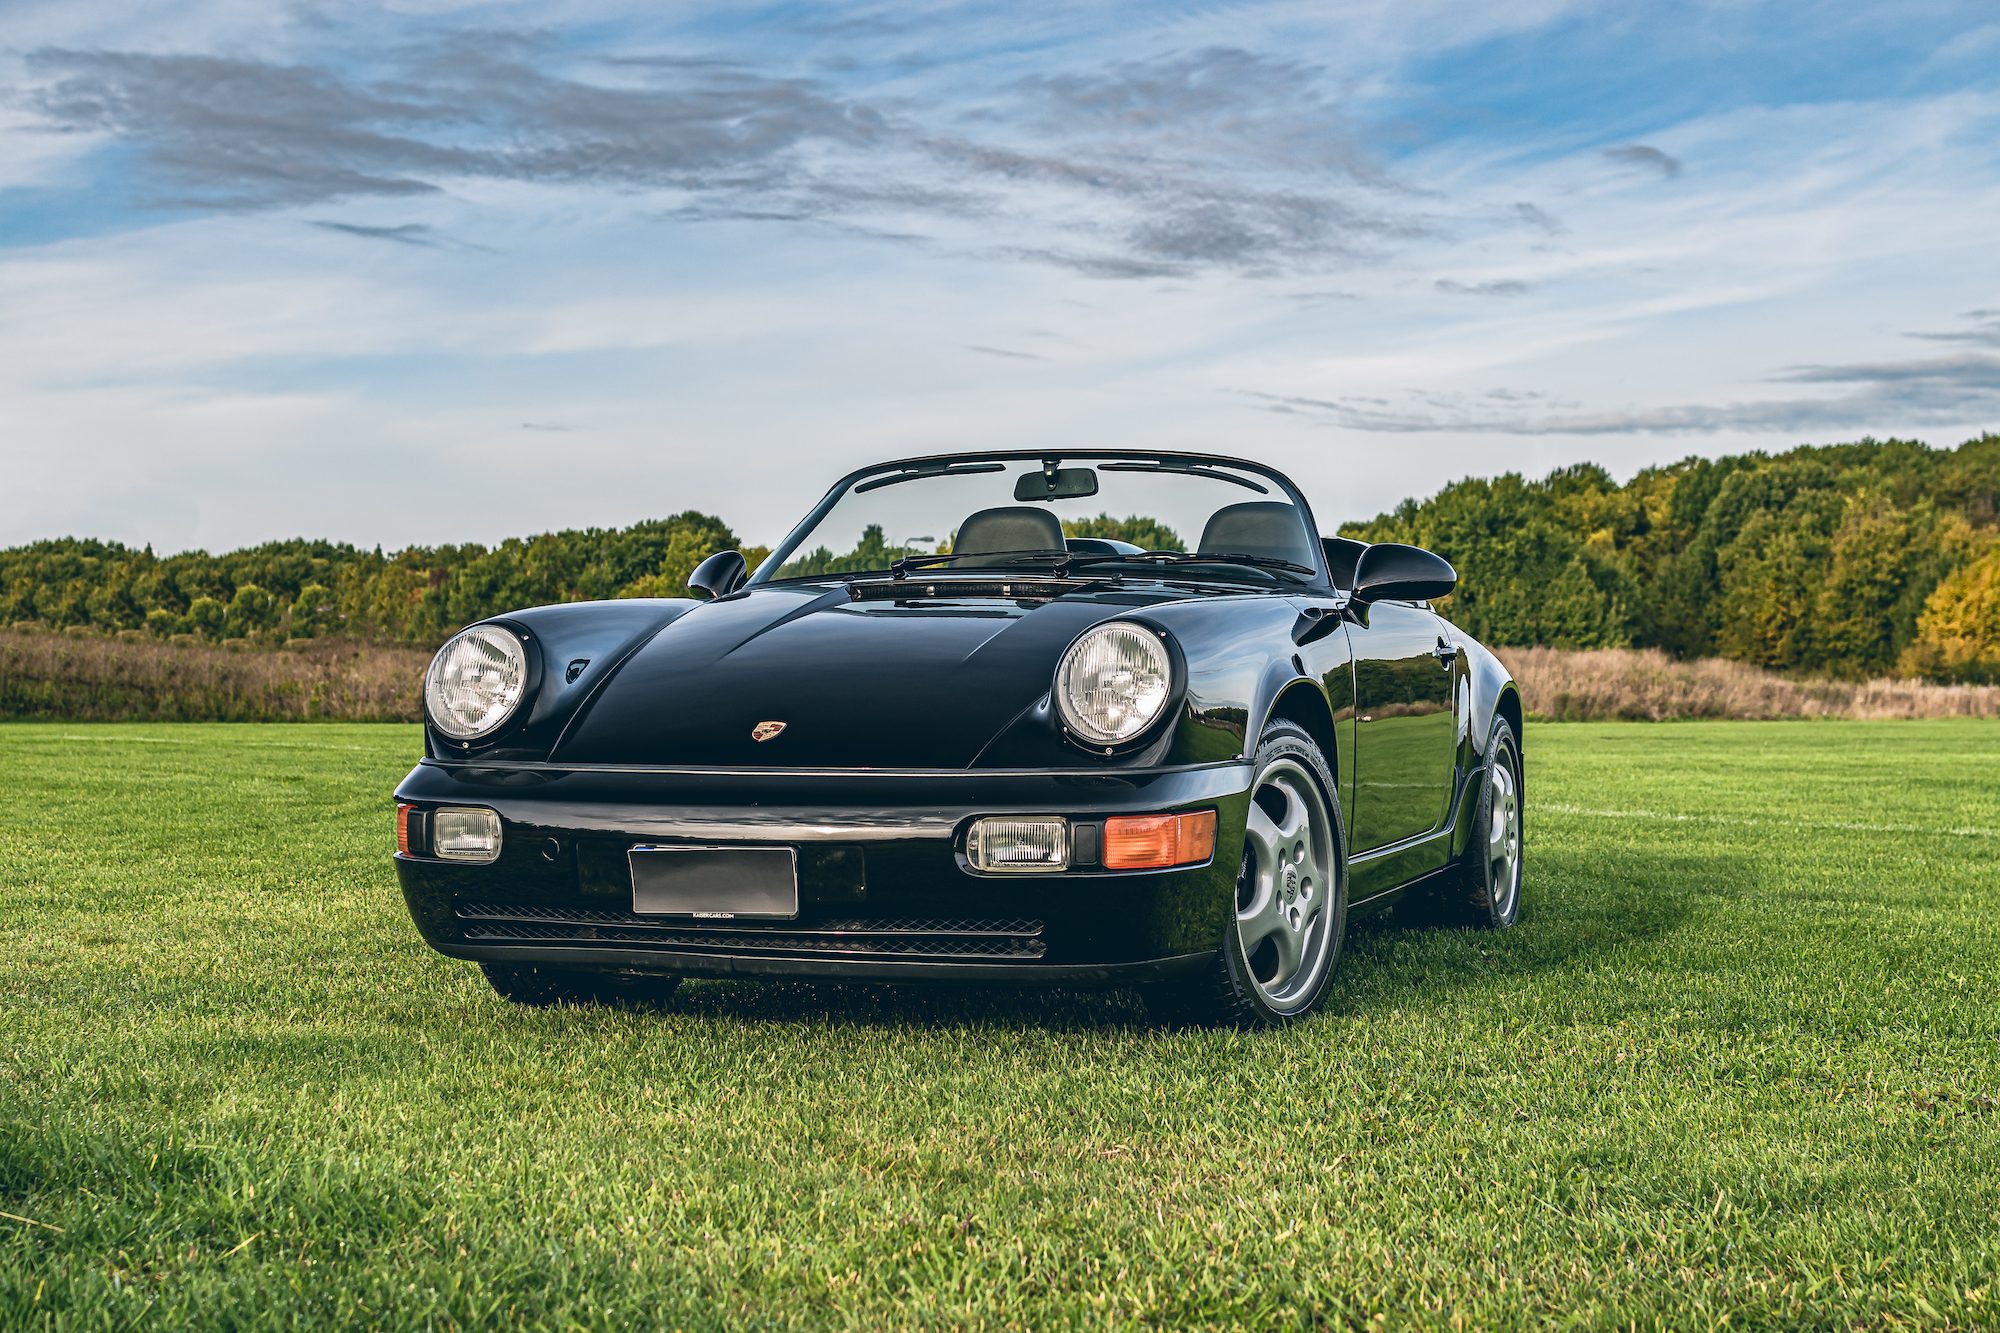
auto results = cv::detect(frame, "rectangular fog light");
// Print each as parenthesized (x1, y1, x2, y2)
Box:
(432, 807, 502, 863)
(967, 816, 1069, 873)
(1104, 809, 1216, 870)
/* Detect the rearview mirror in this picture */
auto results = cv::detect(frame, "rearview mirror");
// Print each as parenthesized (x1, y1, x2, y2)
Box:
(1352, 543, 1456, 603)
(1014, 467, 1100, 502)
(687, 549, 748, 600)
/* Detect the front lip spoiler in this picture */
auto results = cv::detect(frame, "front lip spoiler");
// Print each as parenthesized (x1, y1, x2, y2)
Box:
(429, 941, 1216, 987)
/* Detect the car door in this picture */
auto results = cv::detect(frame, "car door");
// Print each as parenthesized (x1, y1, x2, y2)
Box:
(1348, 600, 1458, 853)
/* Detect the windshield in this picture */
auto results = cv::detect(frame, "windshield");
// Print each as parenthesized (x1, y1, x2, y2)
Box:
(750, 454, 1321, 587)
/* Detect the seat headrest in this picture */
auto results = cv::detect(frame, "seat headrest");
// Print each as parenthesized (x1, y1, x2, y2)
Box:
(953, 506, 1066, 559)
(1321, 537, 1368, 590)
(1197, 502, 1319, 570)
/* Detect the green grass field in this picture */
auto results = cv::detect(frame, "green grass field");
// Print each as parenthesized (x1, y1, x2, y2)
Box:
(1, 721, 1996, 1330)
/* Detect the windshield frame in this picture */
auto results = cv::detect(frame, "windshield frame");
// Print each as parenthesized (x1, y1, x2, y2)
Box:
(748, 449, 1333, 593)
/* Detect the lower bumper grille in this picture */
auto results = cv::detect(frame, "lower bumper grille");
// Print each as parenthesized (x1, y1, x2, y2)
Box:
(455, 902, 1047, 961)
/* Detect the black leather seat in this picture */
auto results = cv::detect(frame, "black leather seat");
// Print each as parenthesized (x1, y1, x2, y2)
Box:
(953, 506, 1066, 560)
(1197, 502, 1320, 570)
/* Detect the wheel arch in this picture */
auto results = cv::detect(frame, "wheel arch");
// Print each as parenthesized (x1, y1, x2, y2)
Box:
(1497, 684, 1523, 772)
(1264, 678, 1339, 782)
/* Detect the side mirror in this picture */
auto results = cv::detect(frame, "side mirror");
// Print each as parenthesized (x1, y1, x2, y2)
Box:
(1352, 543, 1456, 603)
(687, 549, 748, 600)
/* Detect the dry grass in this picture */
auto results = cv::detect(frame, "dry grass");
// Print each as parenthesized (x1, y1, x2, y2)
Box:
(6, 630, 1996, 726)
(0, 630, 428, 722)
(1497, 645, 2000, 721)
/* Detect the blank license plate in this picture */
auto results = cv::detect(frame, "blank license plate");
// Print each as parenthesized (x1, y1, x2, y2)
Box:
(628, 846, 798, 920)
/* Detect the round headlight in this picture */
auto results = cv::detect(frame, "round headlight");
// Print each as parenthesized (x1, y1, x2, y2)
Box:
(425, 624, 528, 740)
(1055, 622, 1172, 745)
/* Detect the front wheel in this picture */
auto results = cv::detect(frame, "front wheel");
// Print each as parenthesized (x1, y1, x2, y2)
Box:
(1144, 720, 1347, 1027)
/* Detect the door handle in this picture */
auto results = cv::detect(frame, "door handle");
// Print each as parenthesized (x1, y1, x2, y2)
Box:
(1432, 636, 1458, 665)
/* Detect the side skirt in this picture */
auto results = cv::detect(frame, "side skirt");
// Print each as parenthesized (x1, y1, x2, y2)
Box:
(1347, 756, 1487, 906)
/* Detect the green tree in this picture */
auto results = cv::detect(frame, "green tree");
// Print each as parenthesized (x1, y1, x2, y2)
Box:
(776, 524, 906, 579)
(1336, 433, 1997, 677)
(224, 584, 279, 639)
(1062, 514, 1185, 551)
(185, 597, 225, 640)
(1901, 544, 2000, 682)
(290, 584, 337, 638)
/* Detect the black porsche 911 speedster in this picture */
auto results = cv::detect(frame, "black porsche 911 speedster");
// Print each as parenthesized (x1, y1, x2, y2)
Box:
(392, 450, 1523, 1025)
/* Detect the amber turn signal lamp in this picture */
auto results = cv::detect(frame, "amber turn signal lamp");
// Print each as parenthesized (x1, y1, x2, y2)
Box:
(1103, 809, 1217, 869)
(397, 803, 415, 856)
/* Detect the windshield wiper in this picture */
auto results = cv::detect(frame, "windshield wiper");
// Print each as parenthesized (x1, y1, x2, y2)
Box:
(874, 548, 1314, 582)
(886, 548, 1068, 577)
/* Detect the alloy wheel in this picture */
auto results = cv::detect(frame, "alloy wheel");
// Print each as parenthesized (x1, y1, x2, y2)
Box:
(1236, 756, 1340, 1010)
(1486, 747, 1521, 919)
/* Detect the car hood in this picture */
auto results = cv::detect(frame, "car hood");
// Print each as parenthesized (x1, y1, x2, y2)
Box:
(550, 583, 1164, 767)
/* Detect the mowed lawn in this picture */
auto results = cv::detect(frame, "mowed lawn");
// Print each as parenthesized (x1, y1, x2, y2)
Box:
(1, 722, 1997, 1331)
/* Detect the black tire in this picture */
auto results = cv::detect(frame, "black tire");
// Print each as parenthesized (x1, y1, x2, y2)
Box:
(1454, 718, 1523, 929)
(1143, 720, 1348, 1028)
(480, 963, 682, 1007)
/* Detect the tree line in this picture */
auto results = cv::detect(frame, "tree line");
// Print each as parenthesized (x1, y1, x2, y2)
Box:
(0, 513, 762, 648)
(1338, 433, 2000, 682)
(6, 437, 1997, 681)
(0, 505, 1183, 648)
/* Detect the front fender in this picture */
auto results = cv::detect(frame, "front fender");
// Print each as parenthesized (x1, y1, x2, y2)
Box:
(424, 599, 701, 762)
(1148, 597, 1304, 766)
(969, 594, 1304, 771)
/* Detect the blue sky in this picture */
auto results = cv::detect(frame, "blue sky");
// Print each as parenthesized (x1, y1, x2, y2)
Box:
(2, 0, 1997, 553)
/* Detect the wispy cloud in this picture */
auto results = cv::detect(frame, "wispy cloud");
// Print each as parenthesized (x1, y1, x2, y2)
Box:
(13, 40, 1521, 280)
(1604, 144, 1682, 178)
(1907, 310, 2000, 348)
(1511, 202, 1566, 235)
(1436, 278, 1530, 296)
(310, 221, 439, 246)
(24, 39, 879, 210)
(1287, 289, 1361, 307)
(1250, 353, 2000, 435)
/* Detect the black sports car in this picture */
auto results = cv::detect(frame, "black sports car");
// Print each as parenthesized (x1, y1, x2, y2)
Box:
(392, 451, 1523, 1025)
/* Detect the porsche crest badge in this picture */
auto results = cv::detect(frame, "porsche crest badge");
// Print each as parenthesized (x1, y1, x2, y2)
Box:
(751, 720, 787, 742)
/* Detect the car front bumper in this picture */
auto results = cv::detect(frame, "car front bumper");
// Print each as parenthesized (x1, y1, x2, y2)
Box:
(392, 759, 1253, 982)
